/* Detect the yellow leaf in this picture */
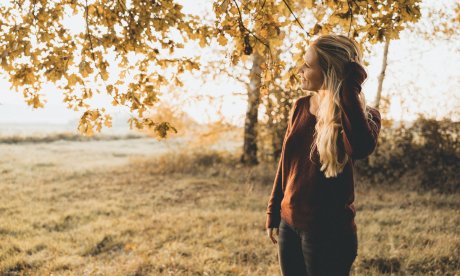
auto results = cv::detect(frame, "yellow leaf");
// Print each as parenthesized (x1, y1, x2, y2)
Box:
(230, 5, 238, 14)
(104, 115, 112, 127)
(88, 5, 96, 15)
(199, 37, 207, 48)
(67, 74, 78, 86)
(101, 70, 109, 81)
(106, 84, 113, 94)
(217, 35, 228, 46)
(86, 126, 94, 136)
(264, 70, 272, 81)
(90, 110, 99, 120)
(32, 95, 44, 108)
(260, 84, 268, 94)
(260, 28, 269, 39)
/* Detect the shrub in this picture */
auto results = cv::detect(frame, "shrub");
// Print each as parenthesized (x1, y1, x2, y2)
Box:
(356, 116, 459, 193)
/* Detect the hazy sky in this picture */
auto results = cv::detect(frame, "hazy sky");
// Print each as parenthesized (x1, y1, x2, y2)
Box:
(0, 0, 458, 129)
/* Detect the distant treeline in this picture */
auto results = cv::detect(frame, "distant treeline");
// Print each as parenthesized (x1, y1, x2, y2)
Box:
(0, 132, 145, 144)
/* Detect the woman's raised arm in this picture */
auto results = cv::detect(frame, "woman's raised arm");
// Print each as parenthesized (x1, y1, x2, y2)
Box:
(339, 61, 382, 160)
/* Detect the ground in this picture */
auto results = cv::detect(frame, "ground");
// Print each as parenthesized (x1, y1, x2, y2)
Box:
(0, 138, 458, 275)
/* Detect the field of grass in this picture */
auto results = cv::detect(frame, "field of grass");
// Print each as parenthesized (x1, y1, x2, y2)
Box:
(0, 139, 459, 275)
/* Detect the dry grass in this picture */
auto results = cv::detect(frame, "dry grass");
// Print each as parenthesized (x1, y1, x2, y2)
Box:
(0, 146, 458, 275)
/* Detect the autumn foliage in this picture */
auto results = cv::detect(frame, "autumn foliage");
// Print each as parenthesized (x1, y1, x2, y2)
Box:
(0, 0, 425, 137)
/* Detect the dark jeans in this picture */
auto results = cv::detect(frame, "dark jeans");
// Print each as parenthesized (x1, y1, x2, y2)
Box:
(278, 218, 357, 276)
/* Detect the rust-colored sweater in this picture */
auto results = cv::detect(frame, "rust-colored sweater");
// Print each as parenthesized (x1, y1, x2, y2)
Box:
(265, 61, 382, 235)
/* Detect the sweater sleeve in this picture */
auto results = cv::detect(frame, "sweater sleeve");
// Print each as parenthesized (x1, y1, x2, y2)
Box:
(265, 150, 284, 229)
(265, 98, 300, 229)
(340, 61, 382, 160)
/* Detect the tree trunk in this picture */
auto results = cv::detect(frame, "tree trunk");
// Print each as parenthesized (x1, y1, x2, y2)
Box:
(375, 38, 390, 109)
(240, 52, 263, 165)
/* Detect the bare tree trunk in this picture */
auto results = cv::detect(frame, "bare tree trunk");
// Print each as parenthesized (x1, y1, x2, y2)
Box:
(266, 89, 275, 158)
(375, 38, 390, 109)
(241, 52, 263, 165)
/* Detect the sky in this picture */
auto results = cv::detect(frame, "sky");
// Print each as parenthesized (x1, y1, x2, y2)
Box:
(0, 0, 458, 131)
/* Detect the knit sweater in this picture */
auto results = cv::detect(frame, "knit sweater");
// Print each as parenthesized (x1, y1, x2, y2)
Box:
(265, 61, 382, 235)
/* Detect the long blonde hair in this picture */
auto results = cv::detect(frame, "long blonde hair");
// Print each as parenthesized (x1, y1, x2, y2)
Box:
(309, 34, 375, 178)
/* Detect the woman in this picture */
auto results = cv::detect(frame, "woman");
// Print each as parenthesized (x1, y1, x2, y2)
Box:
(265, 34, 382, 276)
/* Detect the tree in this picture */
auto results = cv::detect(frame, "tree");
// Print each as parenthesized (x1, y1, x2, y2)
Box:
(213, 0, 423, 163)
(406, 1, 460, 45)
(0, 0, 213, 137)
(1, 0, 425, 164)
(375, 0, 460, 110)
(375, 38, 389, 110)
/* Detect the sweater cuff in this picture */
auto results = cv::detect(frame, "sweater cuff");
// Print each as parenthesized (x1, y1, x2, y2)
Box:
(266, 213, 281, 229)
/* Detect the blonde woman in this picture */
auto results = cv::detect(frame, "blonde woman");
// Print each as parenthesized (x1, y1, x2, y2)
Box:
(265, 34, 381, 275)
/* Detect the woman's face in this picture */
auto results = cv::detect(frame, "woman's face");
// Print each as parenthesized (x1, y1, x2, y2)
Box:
(298, 46, 324, 92)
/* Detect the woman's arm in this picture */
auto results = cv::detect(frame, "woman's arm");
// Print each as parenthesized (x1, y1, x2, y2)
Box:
(265, 151, 284, 229)
(265, 98, 300, 229)
(339, 61, 382, 160)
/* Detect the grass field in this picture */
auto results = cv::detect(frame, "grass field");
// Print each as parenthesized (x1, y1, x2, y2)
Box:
(0, 139, 459, 275)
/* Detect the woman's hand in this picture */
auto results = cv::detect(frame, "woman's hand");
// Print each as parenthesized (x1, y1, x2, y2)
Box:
(343, 57, 367, 87)
(267, 227, 279, 244)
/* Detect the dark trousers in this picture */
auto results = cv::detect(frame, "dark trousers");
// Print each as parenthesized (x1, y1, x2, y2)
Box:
(278, 218, 357, 276)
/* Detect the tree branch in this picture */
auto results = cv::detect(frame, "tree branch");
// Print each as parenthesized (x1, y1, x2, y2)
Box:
(281, 0, 310, 37)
